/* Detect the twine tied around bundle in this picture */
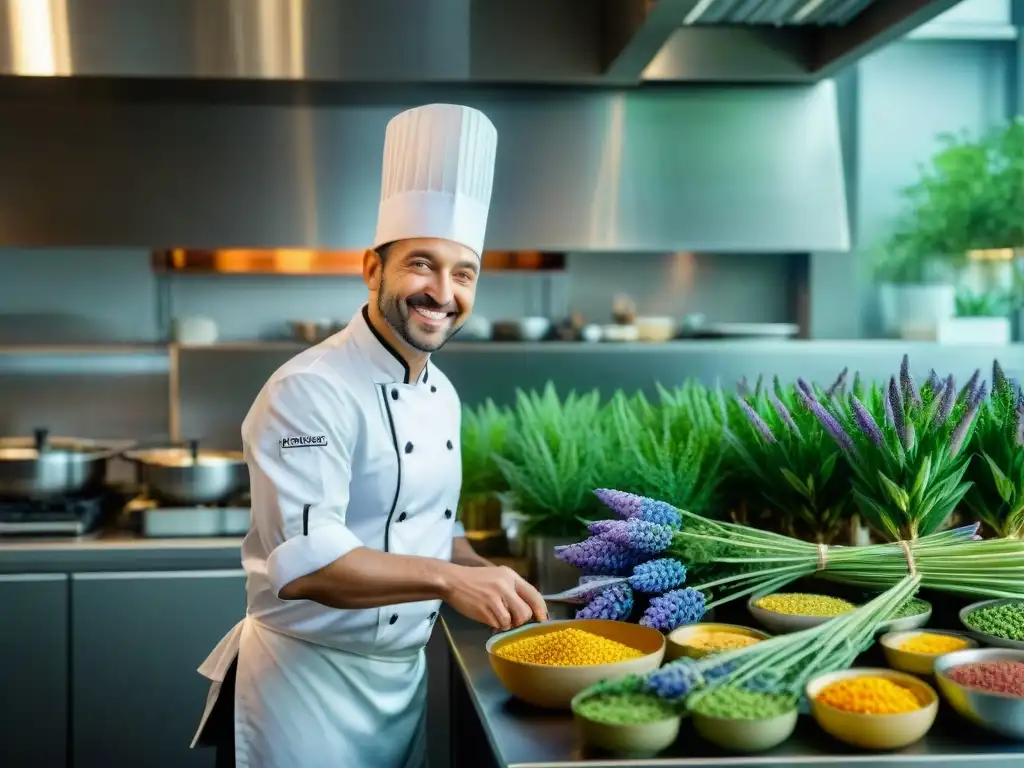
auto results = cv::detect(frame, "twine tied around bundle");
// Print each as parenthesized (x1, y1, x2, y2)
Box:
(897, 540, 918, 576)
(816, 543, 829, 571)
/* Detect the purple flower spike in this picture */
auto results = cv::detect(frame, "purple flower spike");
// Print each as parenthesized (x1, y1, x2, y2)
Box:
(588, 520, 619, 536)
(1015, 403, 1024, 447)
(825, 367, 849, 398)
(555, 537, 641, 573)
(639, 588, 707, 632)
(738, 397, 776, 443)
(769, 393, 801, 436)
(935, 375, 956, 425)
(602, 519, 674, 554)
(971, 381, 989, 409)
(576, 583, 634, 621)
(645, 658, 735, 700)
(950, 401, 982, 457)
(960, 369, 981, 403)
(900, 355, 923, 408)
(851, 395, 883, 446)
(926, 369, 941, 393)
(593, 489, 682, 527)
(994, 360, 1007, 390)
(887, 376, 907, 444)
(736, 376, 750, 398)
(797, 384, 857, 454)
(630, 558, 687, 593)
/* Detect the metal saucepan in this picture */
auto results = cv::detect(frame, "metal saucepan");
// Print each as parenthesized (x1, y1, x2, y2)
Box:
(0, 428, 128, 500)
(123, 439, 249, 506)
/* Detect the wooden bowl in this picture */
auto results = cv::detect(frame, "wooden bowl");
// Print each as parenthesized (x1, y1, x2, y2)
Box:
(880, 630, 977, 676)
(807, 668, 939, 750)
(667, 623, 770, 660)
(487, 619, 666, 709)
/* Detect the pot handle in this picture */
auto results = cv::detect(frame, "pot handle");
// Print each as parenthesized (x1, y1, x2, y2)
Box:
(189, 439, 200, 464)
(34, 427, 49, 453)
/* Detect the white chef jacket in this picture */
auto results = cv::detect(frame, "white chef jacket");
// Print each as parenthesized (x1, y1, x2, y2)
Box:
(192, 303, 465, 767)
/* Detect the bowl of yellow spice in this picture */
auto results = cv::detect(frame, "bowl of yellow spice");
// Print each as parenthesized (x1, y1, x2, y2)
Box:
(881, 630, 977, 676)
(807, 668, 939, 750)
(487, 619, 666, 709)
(748, 592, 857, 634)
(667, 623, 770, 660)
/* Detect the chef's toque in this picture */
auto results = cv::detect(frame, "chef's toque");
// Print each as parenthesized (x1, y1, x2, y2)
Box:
(373, 103, 498, 257)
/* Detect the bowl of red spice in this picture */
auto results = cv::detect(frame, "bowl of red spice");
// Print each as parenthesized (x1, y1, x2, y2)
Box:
(934, 648, 1024, 740)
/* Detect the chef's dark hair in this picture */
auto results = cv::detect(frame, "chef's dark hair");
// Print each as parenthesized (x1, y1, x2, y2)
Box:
(375, 243, 395, 263)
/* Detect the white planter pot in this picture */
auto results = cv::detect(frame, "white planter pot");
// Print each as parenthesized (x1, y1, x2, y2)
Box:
(880, 283, 955, 340)
(937, 316, 1011, 345)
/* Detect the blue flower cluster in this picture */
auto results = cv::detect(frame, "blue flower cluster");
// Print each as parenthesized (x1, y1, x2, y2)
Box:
(555, 537, 640, 573)
(645, 658, 735, 700)
(575, 583, 634, 621)
(594, 489, 682, 528)
(639, 587, 706, 631)
(601, 519, 674, 554)
(629, 558, 687, 594)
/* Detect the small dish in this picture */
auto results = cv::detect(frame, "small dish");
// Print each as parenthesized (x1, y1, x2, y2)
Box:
(880, 630, 977, 676)
(487, 619, 665, 709)
(806, 668, 939, 750)
(877, 603, 932, 633)
(960, 599, 1024, 650)
(934, 647, 1024, 740)
(691, 708, 798, 753)
(667, 623, 770, 660)
(571, 683, 682, 757)
(747, 595, 844, 634)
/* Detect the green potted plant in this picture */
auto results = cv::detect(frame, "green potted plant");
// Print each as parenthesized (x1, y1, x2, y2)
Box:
(937, 289, 1013, 344)
(876, 119, 1024, 339)
(458, 399, 513, 556)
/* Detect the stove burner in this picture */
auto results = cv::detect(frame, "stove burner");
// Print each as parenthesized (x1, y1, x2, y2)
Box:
(0, 495, 110, 537)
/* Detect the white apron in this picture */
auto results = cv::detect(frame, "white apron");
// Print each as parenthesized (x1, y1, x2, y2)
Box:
(192, 305, 464, 768)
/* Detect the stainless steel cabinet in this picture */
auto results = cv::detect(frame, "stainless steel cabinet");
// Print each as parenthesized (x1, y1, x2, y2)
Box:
(71, 570, 245, 768)
(0, 573, 69, 768)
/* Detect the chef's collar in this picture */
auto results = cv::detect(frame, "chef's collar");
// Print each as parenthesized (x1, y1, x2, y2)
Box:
(350, 304, 430, 386)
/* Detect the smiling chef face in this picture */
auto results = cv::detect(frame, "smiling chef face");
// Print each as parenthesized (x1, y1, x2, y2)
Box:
(365, 237, 480, 353)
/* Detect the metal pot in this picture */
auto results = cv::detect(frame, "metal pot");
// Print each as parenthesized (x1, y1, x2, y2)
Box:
(124, 439, 248, 506)
(0, 428, 125, 500)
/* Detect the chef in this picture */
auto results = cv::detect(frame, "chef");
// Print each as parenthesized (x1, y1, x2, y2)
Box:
(191, 103, 548, 768)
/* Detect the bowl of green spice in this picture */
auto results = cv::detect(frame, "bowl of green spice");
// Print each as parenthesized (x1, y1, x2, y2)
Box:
(688, 686, 799, 752)
(878, 598, 932, 633)
(960, 599, 1024, 650)
(571, 677, 682, 757)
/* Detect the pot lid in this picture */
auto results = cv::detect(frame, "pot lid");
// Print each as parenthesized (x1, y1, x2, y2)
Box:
(126, 447, 245, 467)
(0, 430, 126, 460)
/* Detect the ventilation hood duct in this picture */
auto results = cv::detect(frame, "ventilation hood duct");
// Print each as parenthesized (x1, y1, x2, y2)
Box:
(0, 0, 959, 253)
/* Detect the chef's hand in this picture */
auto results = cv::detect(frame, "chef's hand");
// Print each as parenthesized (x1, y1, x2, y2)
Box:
(442, 564, 548, 631)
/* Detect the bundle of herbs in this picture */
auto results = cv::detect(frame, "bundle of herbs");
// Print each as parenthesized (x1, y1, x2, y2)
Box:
(492, 383, 606, 538)
(727, 370, 852, 544)
(965, 360, 1024, 538)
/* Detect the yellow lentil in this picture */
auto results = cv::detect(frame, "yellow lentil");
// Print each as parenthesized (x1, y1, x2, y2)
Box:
(688, 632, 761, 652)
(815, 677, 923, 715)
(897, 633, 970, 656)
(494, 628, 643, 666)
(755, 593, 856, 617)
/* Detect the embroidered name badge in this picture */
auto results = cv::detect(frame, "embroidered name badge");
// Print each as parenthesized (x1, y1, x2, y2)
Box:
(280, 435, 328, 449)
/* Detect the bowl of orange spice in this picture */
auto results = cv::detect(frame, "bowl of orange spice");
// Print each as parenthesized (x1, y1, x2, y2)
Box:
(666, 623, 770, 660)
(806, 668, 939, 749)
(880, 630, 978, 676)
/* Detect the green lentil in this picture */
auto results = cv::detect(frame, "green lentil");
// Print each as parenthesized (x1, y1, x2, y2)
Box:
(891, 598, 930, 619)
(575, 691, 679, 725)
(689, 687, 797, 720)
(964, 602, 1024, 641)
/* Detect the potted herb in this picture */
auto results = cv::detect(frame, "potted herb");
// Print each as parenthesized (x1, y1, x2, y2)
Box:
(876, 120, 1024, 339)
(937, 290, 1012, 344)
(493, 383, 606, 593)
(458, 399, 513, 555)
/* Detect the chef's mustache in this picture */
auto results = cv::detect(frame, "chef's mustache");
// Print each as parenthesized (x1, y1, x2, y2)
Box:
(405, 294, 457, 314)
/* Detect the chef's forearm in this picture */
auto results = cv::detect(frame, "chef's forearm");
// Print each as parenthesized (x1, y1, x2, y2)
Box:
(277, 546, 455, 609)
(451, 536, 492, 567)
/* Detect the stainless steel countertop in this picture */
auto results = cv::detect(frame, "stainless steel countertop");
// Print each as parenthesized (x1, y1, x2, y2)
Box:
(441, 612, 1024, 767)
(0, 529, 243, 573)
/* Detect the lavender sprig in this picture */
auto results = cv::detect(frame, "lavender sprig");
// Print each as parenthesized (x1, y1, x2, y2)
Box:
(599, 519, 674, 554)
(960, 369, 981, 403)
(594, 489, 682, 528)
(887, 376, 909, 448)
(900, 354, 922, 409)
(639, 587, 707, 632)
(737, 397, 776, 443)
(935, 375, 956, 425)
(768, 393, 801, 436)
(925, 369, 941, 393)
(555, 537, 641, 574)
(576, 583, 634, 621)
(630, 558, 687, 593)
(825, 367, 849, 398)
(850, 395, 883, 447)
(796, 379, 857, 454)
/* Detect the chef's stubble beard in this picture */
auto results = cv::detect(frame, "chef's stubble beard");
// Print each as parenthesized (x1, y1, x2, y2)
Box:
(377, 276, 458, 354)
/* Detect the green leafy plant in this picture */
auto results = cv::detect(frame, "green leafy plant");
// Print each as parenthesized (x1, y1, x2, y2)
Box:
(601, 384, 723, 517)
(726, 372, 852, 544)
(966, 361, 1024, 538)
(956, 289, 1012, 317)
(876, 119, 1024, 284)
(460, 399, 512, 499)
(493, 384, 605, 538)
(806, 356, 983, 541)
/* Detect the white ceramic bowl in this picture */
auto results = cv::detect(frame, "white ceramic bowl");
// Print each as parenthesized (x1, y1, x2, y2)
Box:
(747, 595, 850, 634)
(518, 317, 551, 341)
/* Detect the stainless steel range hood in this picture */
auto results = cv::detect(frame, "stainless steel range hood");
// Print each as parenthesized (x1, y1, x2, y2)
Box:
(0, 0, 959, 253)
(0, 0, 962, 84)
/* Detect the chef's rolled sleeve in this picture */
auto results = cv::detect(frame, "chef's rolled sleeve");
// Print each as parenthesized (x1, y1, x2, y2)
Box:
(245, 371, 364, 597)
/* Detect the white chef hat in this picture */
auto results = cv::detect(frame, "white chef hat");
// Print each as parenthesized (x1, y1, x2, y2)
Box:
(374, 103, 498, 257)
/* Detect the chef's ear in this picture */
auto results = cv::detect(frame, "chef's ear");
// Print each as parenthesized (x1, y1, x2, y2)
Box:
(363, 248, 384, 290)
